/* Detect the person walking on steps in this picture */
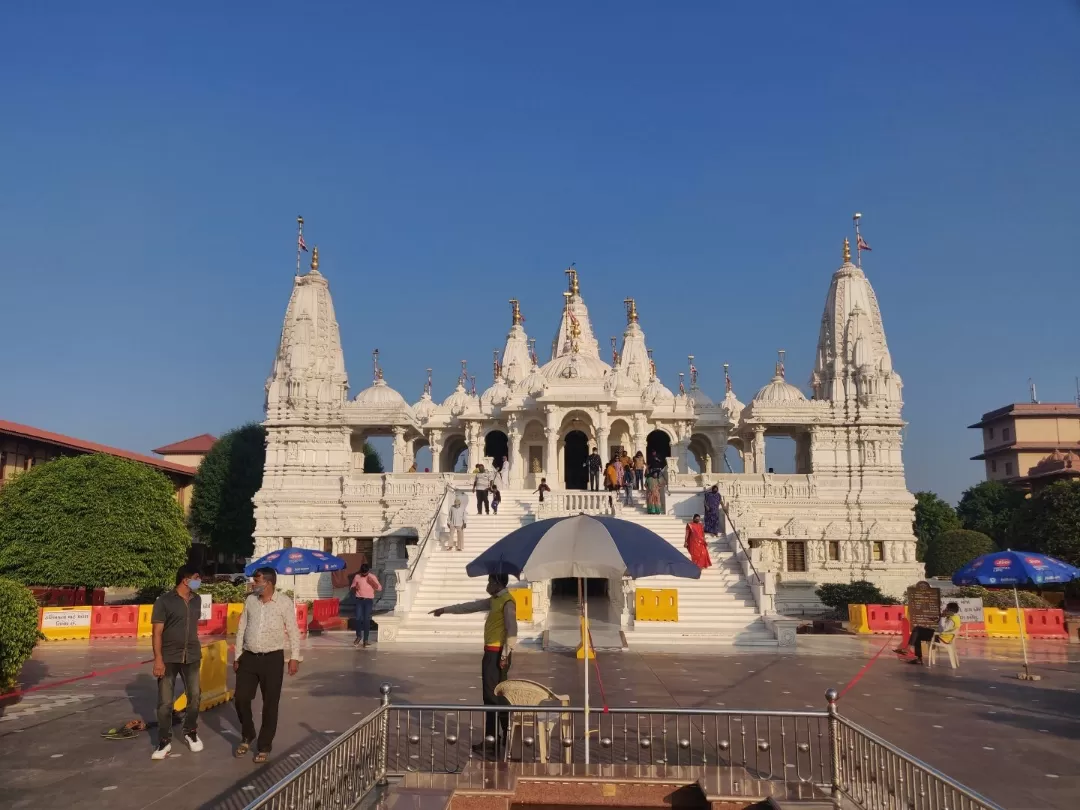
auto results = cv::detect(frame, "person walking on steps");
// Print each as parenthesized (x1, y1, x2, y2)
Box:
(447, 495, 468, 551)
(232, 567, 302, 763)
(490, 481, 502, 514)
(473, 464, 493, 514)
(430, 574, 517, 759)
(351, 563, 382, 648)
(585, 447, 602, 491)
(150, 565, 205, 760)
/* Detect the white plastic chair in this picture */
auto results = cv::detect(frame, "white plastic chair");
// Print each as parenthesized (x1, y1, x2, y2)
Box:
(494, 679, 571, 764)
(927, 634, 959, 669)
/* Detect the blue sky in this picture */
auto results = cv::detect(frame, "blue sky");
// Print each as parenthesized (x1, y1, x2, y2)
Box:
(2, 2, 1078, 504)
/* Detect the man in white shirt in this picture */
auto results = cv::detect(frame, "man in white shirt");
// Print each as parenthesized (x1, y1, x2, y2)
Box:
(232, 567, 302, 763)
(447, 496, 468, 551)
(473, 464, 493, 515)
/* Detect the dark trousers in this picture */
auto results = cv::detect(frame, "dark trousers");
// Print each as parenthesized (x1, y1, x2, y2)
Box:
(156, 661, 201, 743)
(476, 490, 490, 514)
(588, 469, 600, 490)
(354, 598, 374, 643)
(623, 482, 633, 505)
(907, 627, 937, 659)
(635, 469, 644, 489)
(234, 650, 286, 752)
(481, 650, 511, 741)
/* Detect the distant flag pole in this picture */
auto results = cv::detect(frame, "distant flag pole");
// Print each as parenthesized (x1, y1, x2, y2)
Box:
(853, 212, 871, 267)
(296, 215, 308, 276)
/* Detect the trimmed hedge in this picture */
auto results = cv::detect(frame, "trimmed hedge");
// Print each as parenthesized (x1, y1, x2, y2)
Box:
(0, 577, 42, 692)
(925, 529, 996, 578)
(816, 580, 899, 613)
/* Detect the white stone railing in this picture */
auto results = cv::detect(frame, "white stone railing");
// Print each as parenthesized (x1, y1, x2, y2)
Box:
(670, 473, 816, 501)
(718, 497, 776, 617)
(343, 472, 473, 501)
(536, 490, 620, 517)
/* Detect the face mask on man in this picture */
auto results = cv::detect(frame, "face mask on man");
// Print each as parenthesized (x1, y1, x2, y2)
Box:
(187, 578, 202, 591)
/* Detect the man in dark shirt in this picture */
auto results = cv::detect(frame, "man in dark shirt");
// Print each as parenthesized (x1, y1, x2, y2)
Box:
(151, 564, 204, 760)
(586, 448, 602, 491)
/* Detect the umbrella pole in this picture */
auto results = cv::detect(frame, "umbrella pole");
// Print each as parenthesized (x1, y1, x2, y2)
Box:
(1014, 585, 1035, 680)
(583, 577, 591, 765)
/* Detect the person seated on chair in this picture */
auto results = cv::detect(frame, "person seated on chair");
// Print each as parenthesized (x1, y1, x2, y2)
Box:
(895, 602, 960, 664)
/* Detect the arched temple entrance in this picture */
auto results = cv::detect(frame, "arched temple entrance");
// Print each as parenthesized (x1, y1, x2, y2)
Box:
(484, 430, 509, 469)
(646, 429, 671, 467)
(563, 430, 589, 490)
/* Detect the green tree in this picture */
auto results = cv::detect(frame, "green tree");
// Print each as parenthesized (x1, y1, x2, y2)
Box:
(924, 529, 996, 578)
(956, 480, 1026, 548)
(912, 491, 961, 562)
(1018, 480, 1080, 566)
(189, 423, 266, 557)
(0, 455, 190, 589)
(0, 577, 42, 692)
(189, 424, 383, 556)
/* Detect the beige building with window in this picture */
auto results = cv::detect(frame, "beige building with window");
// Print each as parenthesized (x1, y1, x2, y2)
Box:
(969, 403, 1080, 483)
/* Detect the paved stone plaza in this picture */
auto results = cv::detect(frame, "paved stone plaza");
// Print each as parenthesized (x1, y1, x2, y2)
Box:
(1, 635, 1077, 810)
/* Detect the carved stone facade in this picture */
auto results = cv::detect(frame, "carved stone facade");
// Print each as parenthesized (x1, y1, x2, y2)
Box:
(253, 242, 922, 606)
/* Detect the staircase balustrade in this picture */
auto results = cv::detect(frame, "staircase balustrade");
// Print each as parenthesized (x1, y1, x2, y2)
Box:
(536, 490, 621, 517)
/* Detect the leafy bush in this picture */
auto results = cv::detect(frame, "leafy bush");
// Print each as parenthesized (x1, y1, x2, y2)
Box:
(0, 577, 43, 692)
(925, 529, 996, 577)
(816, 580, 899, 612)
(200, 581, 249, 604)
(913, 491, 961, 562)
(955, 585, 1051, 609)
(189, 424, 265, 557)
(0, 454, 190, 589)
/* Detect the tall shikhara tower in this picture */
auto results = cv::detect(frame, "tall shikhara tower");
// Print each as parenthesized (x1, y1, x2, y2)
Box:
(253, 248, 351, 577)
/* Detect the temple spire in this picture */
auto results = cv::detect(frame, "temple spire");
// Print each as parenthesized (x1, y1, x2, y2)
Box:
(842, 238, 851, 265)
(372, 348, 382, 380)
(624, 297, 638, 324)
(565, 263, 579, 297)
(509, 298, 523, 326)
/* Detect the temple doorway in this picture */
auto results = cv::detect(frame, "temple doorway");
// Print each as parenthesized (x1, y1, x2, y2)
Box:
(563, 430, 589, 490)
(646, 429, 671, 467)
(484, 430, 509, 470)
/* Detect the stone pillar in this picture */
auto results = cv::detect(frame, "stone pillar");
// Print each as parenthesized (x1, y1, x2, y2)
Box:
(632, 414, 647, 457)
(465, 423, 481, 471)
(544, 407, 559, 484)
(428, 429, 443, 474)
(752, 426, 766, 474)
(507, 415, 523, 489)
(391, 426, 407, 473)
(596, 406, 610, 463)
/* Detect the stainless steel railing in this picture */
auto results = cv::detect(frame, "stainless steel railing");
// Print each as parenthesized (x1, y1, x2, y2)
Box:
(243, 685, 1006, 810)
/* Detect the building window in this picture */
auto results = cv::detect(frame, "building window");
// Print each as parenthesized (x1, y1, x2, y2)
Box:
(786, 541, 807, 573)
(1005, 462, 1013, 477)
(323, 537, 333, 553)
(991, 460, 997, 473)
(282, 537, 293, 549)
(1002, 427, 1011, 441)
(986, 427, 994, 439)
(872, 541, 884, 562)
(828, 541, 840, 561)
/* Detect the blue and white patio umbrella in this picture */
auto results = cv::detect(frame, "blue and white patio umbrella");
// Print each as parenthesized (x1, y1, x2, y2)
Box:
(951, 550, 1080, 679)
(245, 548, 346, 577)
(467, 514, 701, 762)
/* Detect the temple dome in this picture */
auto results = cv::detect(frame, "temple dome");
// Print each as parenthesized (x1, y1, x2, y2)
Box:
(441, 382, 479, 416)
(641, 377, 675, 405)
(354, 377, 408, 408)
(688, 387, 715, 410)
(481, 376, 512, 408)
(753, 374, 806, 404)
(540, 352, 612, 382)
(516, 363, 548, 397)
(411, 391, 436, 422)
(720, 389, 745, 420)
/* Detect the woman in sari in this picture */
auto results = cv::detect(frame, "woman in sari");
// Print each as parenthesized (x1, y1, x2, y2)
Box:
(604, 461, 619, 491)
(703, 485, 723, 536)
(644, 470, 663, 514)
(684, 514, 712, 569)
(613, 456, 624, 492)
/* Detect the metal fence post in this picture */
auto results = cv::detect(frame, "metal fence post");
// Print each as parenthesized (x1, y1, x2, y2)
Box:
(825, 688, 840, 798)
(376, 682, 392, 787)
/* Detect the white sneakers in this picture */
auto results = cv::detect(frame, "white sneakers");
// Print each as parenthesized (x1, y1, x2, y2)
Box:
(185, 730, 204, 752)
(151, 741, 172, 760)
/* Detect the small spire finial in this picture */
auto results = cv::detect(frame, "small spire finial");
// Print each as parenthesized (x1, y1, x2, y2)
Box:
(425, 368, 432, 395)
(678, 372, 686, 395)
(688, 355, 698, 388)
(842, 238, 851, 264)
(647, 348, 656, 380)
(527, 338, 537, 366)
(372, 348, 382, 380)
(611, 336, 619, 365)
(776, 349, 786, 379)
(310, 245, 320, 274)
(459, 360, 468, 387)
(509, 299, 523, 326)
(724, 363, 732, 393)
(623, 297, 638, 324)
(493, 349, 501, 381)
(565, 263, 580, 296)
(469, 375, 477, 396)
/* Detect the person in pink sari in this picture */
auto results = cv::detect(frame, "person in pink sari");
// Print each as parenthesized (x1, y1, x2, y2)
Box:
(684, 514, 712, 570)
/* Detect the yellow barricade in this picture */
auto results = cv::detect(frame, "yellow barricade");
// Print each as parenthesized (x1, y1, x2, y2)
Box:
(636, 588, 678, 622)
(39, 606, 93, 641)
(174, 639, 234, 713)
(848, 604, 871, 634)
(983, 608, 1021, 637)
(226, 603, 244, 635)
(137, 604, 154, 638)
(511, 588, 533, 622)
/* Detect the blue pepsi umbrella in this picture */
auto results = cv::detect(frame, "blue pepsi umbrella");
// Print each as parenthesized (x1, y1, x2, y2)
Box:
(245, 548, 346, 576)
(951, 550, 1080, 680)
(951, 550, 1080, 587)
(466, 514, 701, 762)
(465, 514, 702, 581)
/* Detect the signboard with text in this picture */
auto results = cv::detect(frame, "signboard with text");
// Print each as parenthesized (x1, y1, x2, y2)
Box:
(40, 608, 92, 629)
(954, 598, 984, 625)
(200, 593, 212, 621)
(907, 581, 942, 629)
